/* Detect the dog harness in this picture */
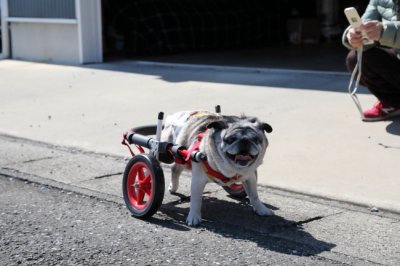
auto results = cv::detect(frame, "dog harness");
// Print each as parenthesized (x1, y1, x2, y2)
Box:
(183, 131, 243, 186)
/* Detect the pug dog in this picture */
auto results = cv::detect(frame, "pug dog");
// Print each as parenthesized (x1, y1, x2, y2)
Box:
(161, 110, 273, 226)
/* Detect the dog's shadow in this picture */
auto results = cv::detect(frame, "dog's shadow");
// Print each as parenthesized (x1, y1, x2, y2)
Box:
(147, 192, 336, 256)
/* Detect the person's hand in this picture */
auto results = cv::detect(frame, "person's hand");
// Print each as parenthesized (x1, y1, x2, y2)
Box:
(360, 20, 383, 41)
(346, 20, 383, 48)
(346, 27, 363, 48)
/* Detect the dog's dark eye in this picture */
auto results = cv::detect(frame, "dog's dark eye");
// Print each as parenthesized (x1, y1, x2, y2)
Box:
(225, 136, 236, 144)
(248, 117, 257, 123)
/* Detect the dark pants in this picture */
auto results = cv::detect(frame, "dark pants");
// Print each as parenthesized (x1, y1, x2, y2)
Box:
(346, 47, 400, 109)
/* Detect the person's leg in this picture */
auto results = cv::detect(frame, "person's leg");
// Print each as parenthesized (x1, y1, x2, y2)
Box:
(362, 48, 400, 108)
(346, 47, 400, 108)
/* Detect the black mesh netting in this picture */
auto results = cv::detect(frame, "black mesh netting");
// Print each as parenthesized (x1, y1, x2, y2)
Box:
(111, 0, 285, 55)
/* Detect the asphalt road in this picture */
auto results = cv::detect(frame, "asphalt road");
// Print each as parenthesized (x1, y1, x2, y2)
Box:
(1, 175, 345, 266)
(1, 133, 400, 265)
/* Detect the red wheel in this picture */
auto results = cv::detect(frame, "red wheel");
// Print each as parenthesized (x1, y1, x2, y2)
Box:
(122, 154, 165, 219)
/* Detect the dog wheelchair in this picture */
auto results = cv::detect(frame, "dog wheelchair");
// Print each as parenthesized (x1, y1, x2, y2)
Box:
(121, 106, 247, 219)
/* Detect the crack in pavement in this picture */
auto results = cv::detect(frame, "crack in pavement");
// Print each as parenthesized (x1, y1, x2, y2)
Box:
(21, 156, 55, 164)
(93, 172, 123, 179)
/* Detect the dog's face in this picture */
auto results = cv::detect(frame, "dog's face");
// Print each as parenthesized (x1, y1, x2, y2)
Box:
(207, 116, 272, 168)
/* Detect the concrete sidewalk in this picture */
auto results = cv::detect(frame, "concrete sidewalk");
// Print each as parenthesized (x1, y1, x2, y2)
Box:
(0, 59, 399, 213)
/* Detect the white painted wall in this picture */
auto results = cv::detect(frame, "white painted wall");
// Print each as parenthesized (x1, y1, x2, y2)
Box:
(1, 0, 102, 64)
(11, 22, 80, 64)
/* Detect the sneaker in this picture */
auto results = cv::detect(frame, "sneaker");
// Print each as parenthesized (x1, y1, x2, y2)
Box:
(362, 101, 400, 121)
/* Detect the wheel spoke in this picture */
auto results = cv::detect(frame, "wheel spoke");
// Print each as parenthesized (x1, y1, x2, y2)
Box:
(136, 189, 145, 205)
(139, 168, 152, 196)
(140, 174, 151, 186)
(138, 167, 146, 181)
(129, 186, 137, 201)
(142, 185, 152, 197)
(128, 169, 138, 201)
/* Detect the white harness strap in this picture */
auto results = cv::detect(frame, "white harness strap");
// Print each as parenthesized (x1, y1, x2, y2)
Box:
(348, 47, 365, 118)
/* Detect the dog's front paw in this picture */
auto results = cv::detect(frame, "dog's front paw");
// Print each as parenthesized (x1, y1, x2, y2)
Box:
(186, 211, 202, 226)
(253, 202, 274, 216)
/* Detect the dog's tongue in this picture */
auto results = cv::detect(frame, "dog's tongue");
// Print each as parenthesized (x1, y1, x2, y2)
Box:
(235, 154, 252, 161)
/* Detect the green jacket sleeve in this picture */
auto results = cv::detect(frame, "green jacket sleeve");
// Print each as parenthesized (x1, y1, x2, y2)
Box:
(361, 0, 382, 21)
(364, 0, 400, 48)
(380, 21, 400, 48)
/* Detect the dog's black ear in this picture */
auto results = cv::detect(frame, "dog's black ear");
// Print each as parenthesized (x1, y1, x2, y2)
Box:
(207, 120, 228, 130)
(259, 123, 273, 133)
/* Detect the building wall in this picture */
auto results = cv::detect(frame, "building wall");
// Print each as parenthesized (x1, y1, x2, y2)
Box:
(10, 22, 80, 64)
(3, 0, 102, 64)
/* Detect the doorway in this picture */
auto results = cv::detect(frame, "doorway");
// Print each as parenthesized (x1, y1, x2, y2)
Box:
(101, 0, 368, 72)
